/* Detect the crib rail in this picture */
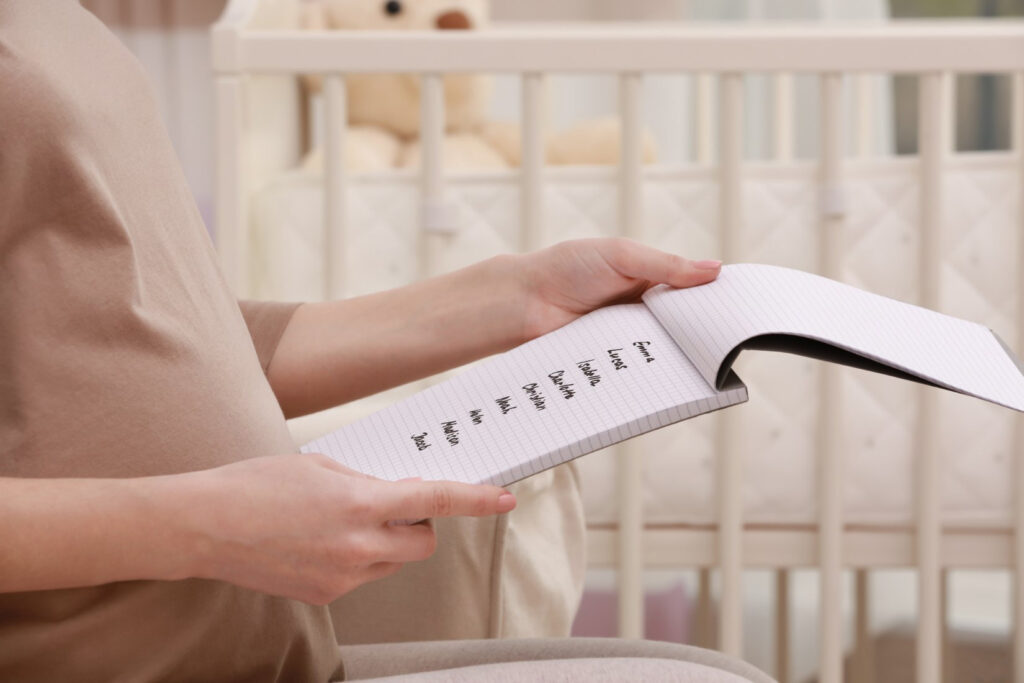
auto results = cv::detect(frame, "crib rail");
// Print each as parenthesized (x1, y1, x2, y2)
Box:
(213, 4, 1024, 682)
(213, 21, 1024, 74)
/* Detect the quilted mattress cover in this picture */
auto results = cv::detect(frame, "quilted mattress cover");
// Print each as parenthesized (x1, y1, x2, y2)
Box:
(251, 155, 1021, 528)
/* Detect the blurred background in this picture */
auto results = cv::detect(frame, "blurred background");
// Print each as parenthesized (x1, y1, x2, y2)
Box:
(80, 0, 1024, 232)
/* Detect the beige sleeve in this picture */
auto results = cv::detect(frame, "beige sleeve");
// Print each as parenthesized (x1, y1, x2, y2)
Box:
(238, 300, 302, 373)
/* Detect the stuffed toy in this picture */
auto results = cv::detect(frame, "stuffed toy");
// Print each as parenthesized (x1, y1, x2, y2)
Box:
(301, 0, 655, 172)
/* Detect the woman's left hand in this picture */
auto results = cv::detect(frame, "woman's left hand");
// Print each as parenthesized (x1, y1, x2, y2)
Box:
(516, 238, 722, 341)
(268, 238, 721, 417)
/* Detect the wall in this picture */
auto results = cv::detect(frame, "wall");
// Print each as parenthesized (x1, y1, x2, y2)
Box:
(80, 0, 224, 226)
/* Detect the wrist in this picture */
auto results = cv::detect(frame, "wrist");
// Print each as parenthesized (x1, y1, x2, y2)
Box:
(457, 252, 533, 351)
(128, 472, 214, 583)
(508, 250, 554, 344)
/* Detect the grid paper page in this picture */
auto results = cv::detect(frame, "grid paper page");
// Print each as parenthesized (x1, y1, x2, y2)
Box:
(302, 304, 748, 485)
(642, 264, 1024, 412)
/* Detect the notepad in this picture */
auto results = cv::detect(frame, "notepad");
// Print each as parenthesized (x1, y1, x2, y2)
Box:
(301, 264, 1024, 486)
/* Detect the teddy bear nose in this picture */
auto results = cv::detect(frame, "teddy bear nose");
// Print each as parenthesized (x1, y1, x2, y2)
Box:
(436, 11, 472, 30)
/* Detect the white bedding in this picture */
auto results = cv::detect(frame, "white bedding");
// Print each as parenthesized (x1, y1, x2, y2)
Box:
(250, 155, 1021, 528)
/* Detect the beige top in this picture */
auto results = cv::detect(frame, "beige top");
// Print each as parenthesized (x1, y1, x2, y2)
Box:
(0, 1, 341, 680)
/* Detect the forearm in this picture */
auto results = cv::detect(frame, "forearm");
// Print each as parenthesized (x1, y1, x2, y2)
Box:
(0, 457, 514, 603)
(0, 475, 198, 593)
(267, 254, 528, 418)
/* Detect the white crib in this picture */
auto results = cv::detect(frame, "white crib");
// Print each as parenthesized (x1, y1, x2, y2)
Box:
(212, 2, 1024, 681)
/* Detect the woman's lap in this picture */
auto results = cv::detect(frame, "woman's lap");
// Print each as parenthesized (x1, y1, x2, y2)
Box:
(345, 657, 753, 682)
(338, 638, 776, 682)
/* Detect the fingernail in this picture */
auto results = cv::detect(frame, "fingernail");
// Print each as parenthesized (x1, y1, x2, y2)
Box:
(693, 260, 722, 270)
(497, 493, 517, 513)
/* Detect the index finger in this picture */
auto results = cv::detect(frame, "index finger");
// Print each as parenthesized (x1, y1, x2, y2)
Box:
(384, 480, 517, 520)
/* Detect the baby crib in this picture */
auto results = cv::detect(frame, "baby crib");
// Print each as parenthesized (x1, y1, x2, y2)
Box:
(212, 2, 1024, 681)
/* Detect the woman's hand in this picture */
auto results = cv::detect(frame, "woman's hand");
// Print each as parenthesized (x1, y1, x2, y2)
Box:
(0, 456, 514, 603)
(265, 239, 721, 417)
(517, 238, 721, 341)
(175, 454, 515, 605)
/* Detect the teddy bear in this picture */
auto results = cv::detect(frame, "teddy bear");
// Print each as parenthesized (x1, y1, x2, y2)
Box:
(300, 0, 655, 173)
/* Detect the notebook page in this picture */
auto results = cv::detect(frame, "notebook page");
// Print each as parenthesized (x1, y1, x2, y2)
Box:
(642, 264, 1024, 412)
(302, 304, 749, 486)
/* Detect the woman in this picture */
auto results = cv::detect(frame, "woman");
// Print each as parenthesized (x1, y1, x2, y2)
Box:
(0, 1, 770, 681)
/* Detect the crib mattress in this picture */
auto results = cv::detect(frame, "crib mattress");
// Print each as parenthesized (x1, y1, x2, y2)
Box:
(250, 155, 1021, 529)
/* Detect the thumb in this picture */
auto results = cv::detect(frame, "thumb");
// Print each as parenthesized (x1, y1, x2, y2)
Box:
(665, 256, 723, 289)
(604, 240, 722, 290)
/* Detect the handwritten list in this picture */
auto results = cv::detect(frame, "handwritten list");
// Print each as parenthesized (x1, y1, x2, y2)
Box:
(302, 303, 748, 486)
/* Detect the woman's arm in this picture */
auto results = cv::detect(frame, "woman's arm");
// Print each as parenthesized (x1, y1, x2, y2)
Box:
(0, 456, 513, 603)
(267, 238, 721, 418)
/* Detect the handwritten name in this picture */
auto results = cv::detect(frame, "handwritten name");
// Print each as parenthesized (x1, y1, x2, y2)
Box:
(470, 409, 484, 425)
(411, 433, 431, 451)
(521, 383, 547, 411)
(633, 341, 656, 363)
(548, 370, 576, 400)
(607, 348, 628, 371)
(441, 421, 460, 446)
(496, 396, 517, 415)
(576, 359, 602, 387)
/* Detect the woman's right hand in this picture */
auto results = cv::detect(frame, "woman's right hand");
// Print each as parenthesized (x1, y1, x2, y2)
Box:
(172, 454, 516, 605)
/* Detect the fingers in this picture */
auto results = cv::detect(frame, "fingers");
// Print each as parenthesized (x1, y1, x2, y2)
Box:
(313, 453, 516, 523)
(305, 453, 381, 481)
(603, 238, 722, 290)
(378, 521, 438, 562)
(384, 480, 517, 520)
(358, 562, 403, 585)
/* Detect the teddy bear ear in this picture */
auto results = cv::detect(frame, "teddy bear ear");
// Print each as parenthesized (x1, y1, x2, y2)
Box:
(301, 1, 329, 30)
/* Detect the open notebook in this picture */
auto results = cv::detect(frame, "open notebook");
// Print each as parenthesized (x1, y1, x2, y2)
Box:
(302, 264, 1024, 486)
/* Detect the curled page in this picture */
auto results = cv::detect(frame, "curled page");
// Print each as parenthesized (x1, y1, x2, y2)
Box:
(302, 304, 748, 485)
(642, 264, 1024, 413)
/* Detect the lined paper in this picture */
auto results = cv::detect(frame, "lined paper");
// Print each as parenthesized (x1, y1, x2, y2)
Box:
(302, 304, 749, 485)
(643, 264, 1024, 412)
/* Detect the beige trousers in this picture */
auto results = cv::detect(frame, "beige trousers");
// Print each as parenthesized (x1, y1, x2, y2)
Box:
(331, 464, 587, 642)
(326, 465, 777, 681)
(338, 639, 777, 682)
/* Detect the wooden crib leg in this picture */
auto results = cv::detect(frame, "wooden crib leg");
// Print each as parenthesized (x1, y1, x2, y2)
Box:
(941, 569, 952, 683)
(775, 569, 791, 683)
(694, 568, 716, 650)
(851, 569, 876, 683)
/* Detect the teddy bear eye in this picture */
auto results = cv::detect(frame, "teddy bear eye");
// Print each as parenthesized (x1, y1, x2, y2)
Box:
(383, 1, 403, 16)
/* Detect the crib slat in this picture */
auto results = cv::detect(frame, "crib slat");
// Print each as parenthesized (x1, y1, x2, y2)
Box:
(419, 74, 446, 282)
(916, 70, 951, 683)
(717, 72, 744, 659)
(772, 74, 794, 162)
(818, 72, 846, 683)
(855, 74, 877, 159)
(215, 75, 248, 295)
(696, 74, 716, 165)
(1012, 70, 1024, 683)
(620, 74, 645, 238)
(323, 75, 348, 300)
(520, 73, 546, 252)
(616, 72, 646, 641)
